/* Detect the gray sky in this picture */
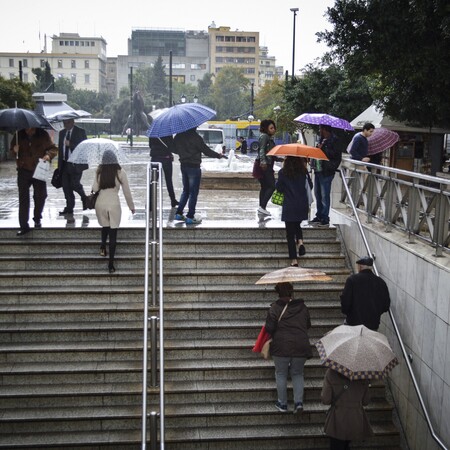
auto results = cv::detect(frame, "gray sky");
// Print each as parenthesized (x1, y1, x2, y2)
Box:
(0, 0, 334, 72)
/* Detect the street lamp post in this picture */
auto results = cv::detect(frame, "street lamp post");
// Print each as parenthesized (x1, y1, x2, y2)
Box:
(290, 8, 299, 80)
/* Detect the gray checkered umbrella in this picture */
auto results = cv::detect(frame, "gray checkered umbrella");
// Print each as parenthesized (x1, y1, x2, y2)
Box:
(315, 324, 398, 381)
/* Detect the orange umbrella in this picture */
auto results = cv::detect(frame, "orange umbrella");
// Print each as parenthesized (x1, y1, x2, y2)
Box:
(267, 143, 329, 160)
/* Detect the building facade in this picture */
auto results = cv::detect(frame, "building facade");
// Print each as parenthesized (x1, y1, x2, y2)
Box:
(0, 33, 107, 93)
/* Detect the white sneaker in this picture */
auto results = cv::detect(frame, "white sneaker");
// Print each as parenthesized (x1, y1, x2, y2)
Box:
(257, 206, 271, 216)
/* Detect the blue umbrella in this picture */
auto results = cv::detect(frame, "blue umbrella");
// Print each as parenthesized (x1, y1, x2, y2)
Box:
(295, 113, 354, 131)
(146, 103, 216, 138)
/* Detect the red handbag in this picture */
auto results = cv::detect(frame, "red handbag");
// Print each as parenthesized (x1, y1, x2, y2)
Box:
(252, 325, 271, 353)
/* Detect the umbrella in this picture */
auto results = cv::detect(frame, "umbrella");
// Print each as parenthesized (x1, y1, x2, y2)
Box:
(267, 143, 329, 160)
(295, 113, 354, 131)
(255, 266, 332, 284)
(367, 128, 399, 155)
(46, 109, 91, 123)
(146, 102, 216, 138)
(315, 324, 399, 380)
(0, 107, 50, 132)
(67, 138, 130, 166)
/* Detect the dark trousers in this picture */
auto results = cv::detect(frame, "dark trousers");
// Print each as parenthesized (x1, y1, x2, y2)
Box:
(101, 227, 118, 264)
(61, 162, 86, 212)
(285, 221, 303, 259)
(151, 157, 177, 205)
(17, 168, 47, 229)
(330, 437, 350, 450)
(258, 166, 275, 209)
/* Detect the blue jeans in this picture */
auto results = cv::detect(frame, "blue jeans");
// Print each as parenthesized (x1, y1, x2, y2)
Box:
(313, 172, 334, 222)
(177, 165, 201, 219)
(272, 355, 307, 405)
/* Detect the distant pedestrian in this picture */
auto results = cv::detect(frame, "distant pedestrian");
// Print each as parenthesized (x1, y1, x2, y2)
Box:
(348, 123, 375, 162)
(265, 282, 312, 414)
(340, 256, 391, 331)
(149, 136, 179, 208)
(92, 150, 135, 273)
(10, 128, 58, 235)
(321, 367, 373, 450)
(238, 136, 248, 154)
(275, 156, 311, 266)
(58, 119, 88, 215)
(256, 119, 278, 216)
(172, 127, 226, 225)
(310, 125, 341, 227)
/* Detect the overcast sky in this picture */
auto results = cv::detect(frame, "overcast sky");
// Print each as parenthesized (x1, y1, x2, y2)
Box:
(0, 0, 335, 73)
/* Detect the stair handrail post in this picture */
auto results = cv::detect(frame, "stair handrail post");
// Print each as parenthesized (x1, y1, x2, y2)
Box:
(339, 168, 448, 450)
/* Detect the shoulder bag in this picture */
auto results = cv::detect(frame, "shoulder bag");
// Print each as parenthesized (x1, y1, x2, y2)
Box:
(51, 168, 62, 189)
(85, 191, 99, 209)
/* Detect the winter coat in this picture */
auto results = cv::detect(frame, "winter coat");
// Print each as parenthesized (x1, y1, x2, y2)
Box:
(92, 169, 134, 229)
(265, 297, 313, 358)
(275, 168, 309, 222)
(172, 128, 222, 167)
(258, 132, 276, 166)
(340, 269, 391, 331)
(322, 368, 373, 441)
(149, 136, 174, 160)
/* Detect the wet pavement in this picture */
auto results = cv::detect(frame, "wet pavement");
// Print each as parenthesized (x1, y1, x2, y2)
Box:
(0, 143, 338, 230)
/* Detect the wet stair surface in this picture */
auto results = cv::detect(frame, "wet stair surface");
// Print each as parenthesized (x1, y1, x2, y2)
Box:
(0, 226, 401, 449)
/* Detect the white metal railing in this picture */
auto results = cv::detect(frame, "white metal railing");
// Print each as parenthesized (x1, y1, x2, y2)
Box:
(141, 162, 164, 450)
(339, 166, 448, 450)
(339, 158, 450, 256)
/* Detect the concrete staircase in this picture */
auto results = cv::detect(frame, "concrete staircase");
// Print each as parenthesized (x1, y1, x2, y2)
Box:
(0, 226, 401, 449)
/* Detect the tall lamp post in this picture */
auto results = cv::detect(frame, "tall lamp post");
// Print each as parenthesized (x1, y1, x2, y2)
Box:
(290, 7, 299, 80)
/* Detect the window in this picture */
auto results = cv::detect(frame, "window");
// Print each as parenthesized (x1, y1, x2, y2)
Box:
(172, 63, 185, 69)
(71, 73, 76, 84)
(84, 60, 89, 69)
(59, 40, 64, 46)
(190, 75, 196, 81)
(9, 59, 14, 67)
(216, 36, 224, 42)
(85, 41, 90, 47)
(23, 73, 28, 82)
(81, 41, 85, 47)
(190, 63, 206, 70)
(75, 41, 79, 46)
(84, 74, 90, 84)
(225, 36, 235, 42)
(58, 60, 63, 68)
(71, 60, 76, 69)
(9, 73, 15, 79)
(91, 41, 95, 46)
(40, 60, 45, 68)
(22, 59, 28, 67)
(64, 41, 69, 46)
(70, 41, 74, 46)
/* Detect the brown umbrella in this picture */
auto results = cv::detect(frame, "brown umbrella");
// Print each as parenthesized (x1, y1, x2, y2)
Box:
(255, 266, 332, 284)
(315, 324, 399, 380)
(267, 143, 329, 160)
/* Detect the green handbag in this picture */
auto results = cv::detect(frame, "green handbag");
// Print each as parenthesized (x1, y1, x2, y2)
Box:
(271, 189, 284, 206)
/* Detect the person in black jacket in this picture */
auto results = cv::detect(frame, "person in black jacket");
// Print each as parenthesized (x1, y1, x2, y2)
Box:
(309, 125, 341, 227)
(172, 127, 226, 225)
(340, 256, 391, 331)
(265, 282, 313, 414)
(149, 136, 179, 208)
(57, 119, 88, 215)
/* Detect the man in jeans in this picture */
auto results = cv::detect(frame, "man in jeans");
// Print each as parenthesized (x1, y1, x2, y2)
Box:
(172, 127, 226, 224)
(310, 125, 341, 227)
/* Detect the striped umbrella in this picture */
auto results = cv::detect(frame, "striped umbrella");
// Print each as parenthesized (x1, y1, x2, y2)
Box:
(315, 325, 399, 381)
(367, 127, 400, 155)
(146, 103, 216, 138)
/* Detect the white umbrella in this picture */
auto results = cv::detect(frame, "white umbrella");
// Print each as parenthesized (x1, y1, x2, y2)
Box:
(68, 138, 130, 166)
(255, 266, 332, 284)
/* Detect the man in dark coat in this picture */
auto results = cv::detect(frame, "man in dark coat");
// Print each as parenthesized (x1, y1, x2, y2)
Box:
(340, 256, 391, 331)
(58, 119, 88, 215)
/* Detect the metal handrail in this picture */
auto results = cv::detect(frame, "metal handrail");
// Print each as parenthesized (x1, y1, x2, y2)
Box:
(339, 167, 448, 450)
(141, 162, 165, 449)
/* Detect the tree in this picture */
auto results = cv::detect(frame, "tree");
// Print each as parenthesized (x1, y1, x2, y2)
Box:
(149, 56, 168, 101)
(197, 73, 214, 107)
(0, 76, 33, 109)
(318, 0, 450, 127)
(210, 66, 250, 120)
(31, 62, 54, 92)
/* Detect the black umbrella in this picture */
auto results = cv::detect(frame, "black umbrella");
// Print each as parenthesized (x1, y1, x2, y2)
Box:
(0, 107, 50, 132)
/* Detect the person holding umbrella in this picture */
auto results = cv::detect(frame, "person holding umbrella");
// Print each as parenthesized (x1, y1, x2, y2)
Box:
(92, 150, 135, 273)
(172, 127, 226, 224)
(275, 156, 311, 266)
(10, 128, 58, 235)
(264, 281, 313, 414)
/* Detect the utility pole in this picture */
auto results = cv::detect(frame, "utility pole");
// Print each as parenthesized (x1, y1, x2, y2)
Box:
(250, 82, 254, 116)
(129, 67, 133, 147)
(169, 50, 173, 107)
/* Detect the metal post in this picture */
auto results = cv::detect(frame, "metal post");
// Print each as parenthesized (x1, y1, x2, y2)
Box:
(150, 316, 158, 388)
(169, 51, 173, 108)
(129, 67, 134, 147)
(290, 8, 299, 79)
(250, 83, 254, 116)
(149, 412, 158, 450)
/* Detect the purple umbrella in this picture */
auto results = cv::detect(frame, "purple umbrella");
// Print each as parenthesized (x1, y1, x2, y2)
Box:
(295, 113, 354, 131)
(367, 128, 399, 155)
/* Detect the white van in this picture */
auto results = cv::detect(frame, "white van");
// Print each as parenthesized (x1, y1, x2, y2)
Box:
(197, 127, 225, 152)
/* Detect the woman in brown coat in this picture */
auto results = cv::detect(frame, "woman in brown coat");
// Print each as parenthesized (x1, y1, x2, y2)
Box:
(321, 368, 373, 449)
(265, 282, 312, 414)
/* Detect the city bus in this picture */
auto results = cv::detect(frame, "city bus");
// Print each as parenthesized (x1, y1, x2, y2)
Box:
(206, 120, 291, 152)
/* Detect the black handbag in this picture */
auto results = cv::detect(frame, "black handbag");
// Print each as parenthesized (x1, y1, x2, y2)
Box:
(51, 169, 62, 189)
(85, 191, 99, 209)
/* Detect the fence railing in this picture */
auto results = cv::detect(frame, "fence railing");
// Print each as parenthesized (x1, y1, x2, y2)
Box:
(339, 158, 450, 256)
